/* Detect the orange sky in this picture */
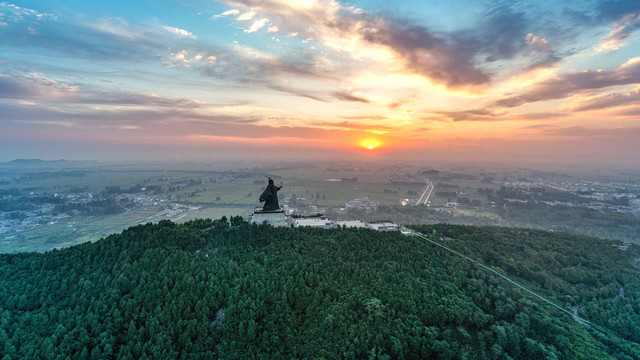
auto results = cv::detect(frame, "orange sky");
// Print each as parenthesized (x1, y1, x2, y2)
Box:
(1, 1, 640, 166)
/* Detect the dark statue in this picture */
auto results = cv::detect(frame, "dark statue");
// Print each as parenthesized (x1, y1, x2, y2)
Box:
(259, 177, 282, 211)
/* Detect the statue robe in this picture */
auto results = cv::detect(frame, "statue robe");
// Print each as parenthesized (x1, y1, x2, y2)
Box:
(259, 183, 281, 211)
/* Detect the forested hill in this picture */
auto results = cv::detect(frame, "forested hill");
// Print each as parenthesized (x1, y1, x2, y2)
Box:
(1, 220, 639, 359)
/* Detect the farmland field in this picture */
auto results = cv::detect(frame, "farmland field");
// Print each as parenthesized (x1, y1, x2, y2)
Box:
(1, 161, 434, 252)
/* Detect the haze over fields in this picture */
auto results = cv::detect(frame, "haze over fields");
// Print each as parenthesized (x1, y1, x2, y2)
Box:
(1, 0, 640, 165)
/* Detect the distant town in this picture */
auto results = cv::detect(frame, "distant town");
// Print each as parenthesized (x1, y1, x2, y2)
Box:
(1, 159, 639, 252)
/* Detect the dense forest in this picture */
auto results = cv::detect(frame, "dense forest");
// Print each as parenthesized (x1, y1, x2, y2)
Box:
(495, 202, 640, 240)
(332, 203, 640, 242)
(1, 219, 639, 359)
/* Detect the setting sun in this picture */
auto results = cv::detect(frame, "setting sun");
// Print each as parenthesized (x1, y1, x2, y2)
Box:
(359, 138, 382, 150)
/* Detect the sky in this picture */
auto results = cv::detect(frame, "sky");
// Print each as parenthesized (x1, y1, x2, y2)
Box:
(1, 0, 639, 165)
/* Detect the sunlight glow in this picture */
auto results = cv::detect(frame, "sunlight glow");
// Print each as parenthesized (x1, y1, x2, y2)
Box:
(359, 138, 381, 150)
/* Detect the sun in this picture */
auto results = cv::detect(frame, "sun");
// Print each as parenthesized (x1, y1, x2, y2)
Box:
(359, 138, 381, 150)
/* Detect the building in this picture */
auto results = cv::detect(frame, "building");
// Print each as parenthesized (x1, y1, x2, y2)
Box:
(366, 220, 400, 231)
(345, 197, 379, 213)
(334, 219, 367, 228)
(293, 216, 333, 229)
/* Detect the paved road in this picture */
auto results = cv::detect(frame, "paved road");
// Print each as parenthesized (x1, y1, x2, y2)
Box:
(416, 180, 434, 205)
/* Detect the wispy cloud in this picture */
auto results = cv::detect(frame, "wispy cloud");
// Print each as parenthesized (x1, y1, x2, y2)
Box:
(211, 9, 240, 19)
(595, 12, 640, 52)
(236, 10, 256, 21)
(187, 134, 333, 146)
(244, 18, 269, 33)
(436, 109, 507, 122)
(0, 17, 169, 62)
(162, 25, 197, 39)
(332, 91, 369, 103)
(572, 88, 640, 111)
(0, 73, 202, 107)
(494, 57, 640, 108)
(310, 120, 395, 132)
(0, 73, 78, 102)
(29, 120, 75, 128)
(525, 33, 549, 50)
(539, 125, 640, 138)
(0, 2, 58, 21)
(456, 5, 530, 62)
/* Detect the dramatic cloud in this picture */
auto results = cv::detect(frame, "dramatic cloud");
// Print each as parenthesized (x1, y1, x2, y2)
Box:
(219, 0, 491, 88)
(2, 0, 640, 163)
(456, 5, 530, 62)
(494, 57, 640, 108)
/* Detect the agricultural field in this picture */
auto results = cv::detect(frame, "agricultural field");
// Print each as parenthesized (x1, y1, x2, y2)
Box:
(0, 161, 433, 252)
(4, 160, 639, 252)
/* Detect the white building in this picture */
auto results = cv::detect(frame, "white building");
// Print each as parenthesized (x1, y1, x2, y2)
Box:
(366, 220, 400, 231)
(293, 216, 333, 228)
(334, 220, 367, 228)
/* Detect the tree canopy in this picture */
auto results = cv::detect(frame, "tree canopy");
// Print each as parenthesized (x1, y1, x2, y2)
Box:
(1, 219, 639, 359)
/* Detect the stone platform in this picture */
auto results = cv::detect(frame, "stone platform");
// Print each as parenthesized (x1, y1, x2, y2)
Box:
(249, 207, 290, 227)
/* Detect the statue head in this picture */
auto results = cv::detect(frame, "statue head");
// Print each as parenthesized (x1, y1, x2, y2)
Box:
(268, 177, 274, 185)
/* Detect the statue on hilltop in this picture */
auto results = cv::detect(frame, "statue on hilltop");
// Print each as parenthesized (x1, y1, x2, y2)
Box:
(259, 177, 282, 211)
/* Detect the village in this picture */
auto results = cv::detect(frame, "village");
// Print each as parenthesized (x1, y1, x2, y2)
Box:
(2, 160, 640, 253)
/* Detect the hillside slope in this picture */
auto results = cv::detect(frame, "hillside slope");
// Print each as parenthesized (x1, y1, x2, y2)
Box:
(1, 219, 639, 359)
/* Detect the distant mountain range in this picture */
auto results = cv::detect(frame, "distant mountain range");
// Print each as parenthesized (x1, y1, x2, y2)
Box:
(0, 159, 97, 168)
